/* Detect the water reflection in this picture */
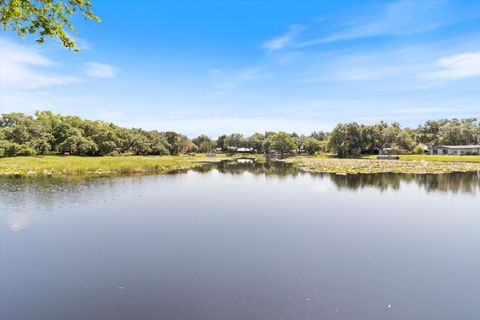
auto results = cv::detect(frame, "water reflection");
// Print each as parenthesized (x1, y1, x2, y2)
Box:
(1, 159, 479, 320)
(8, 212, 30, 232)
(324, 171, 480, 194)
(1, 160, 479, 202)
(0, 161, 478, 232)
(197, 159, 480, 194)
(196, 159, 299, 177)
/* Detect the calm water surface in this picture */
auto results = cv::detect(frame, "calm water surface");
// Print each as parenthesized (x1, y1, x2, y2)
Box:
(1, 161, 479, 320)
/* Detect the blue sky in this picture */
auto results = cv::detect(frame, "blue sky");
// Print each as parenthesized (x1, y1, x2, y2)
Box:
(1, 0, 479, 136)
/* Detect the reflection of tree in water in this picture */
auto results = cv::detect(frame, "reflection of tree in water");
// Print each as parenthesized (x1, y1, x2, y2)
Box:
(413, 172, 480, 194)
(1, 163, 478, 204)
(326, 173, 402, 192)
(197, 160, 480, 194)
(322, 172, 479, 194)
(0, 176, 127, 214)
(196, 160, 299, 177)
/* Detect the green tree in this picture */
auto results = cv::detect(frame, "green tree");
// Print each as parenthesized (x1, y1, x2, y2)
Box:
(267, 132, 297, 155)
(145, 131, 169, 156)
(224, 133, 245, 150)
(311, 131, 328, 141)
(192, 134, 215, 153)
(163, 131, 195, 155)
(327, 123, 362, 157)
(216, 134, 227, 151)
(303, 136, 322, 155)
(246, 133, 265, 153)
(0, 0, 100, 50)
(59, 135, 97, 155)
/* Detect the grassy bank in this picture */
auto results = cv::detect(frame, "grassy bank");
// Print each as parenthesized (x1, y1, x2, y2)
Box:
(285, 155, 480, 174)
(0, 154, 234, 177)
(2, 154, 480, 177)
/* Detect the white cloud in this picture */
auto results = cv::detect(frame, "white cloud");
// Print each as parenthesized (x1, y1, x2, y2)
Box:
(423, 52, 480, 80)
(9, 213, 30, 232)
(296, 1, 479, 47)
(212, 66, 268, 93)
(64, 32, 92, 50)
(263, 24, 304, 51)
(71, 36, 92, 51)
(117, 115, 334, 137)
(85, 62, 118, 79)
(208, 69, 222, 75)
(0, 38, 78, 89)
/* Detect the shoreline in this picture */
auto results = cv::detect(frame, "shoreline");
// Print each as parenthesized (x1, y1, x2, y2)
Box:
(1, 154, 480, 177)
(283, 156, 480, 175)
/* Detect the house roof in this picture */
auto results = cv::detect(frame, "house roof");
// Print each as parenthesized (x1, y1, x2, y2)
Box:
(434, 145, 480, 149)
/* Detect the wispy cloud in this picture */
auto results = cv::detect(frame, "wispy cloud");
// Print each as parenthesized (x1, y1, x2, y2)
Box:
(0, 38, 78, 89)
(263, 24, 304, 51)
(65, 32, 92, 50)
(211, 66, 268, 94)
(208, 69, 223, 75)
(423, 52, 480, 80)
(85, 62, 118, 79)
(296, 0, 479, 47)
(9, 213, 30, 232)
(116, 115, 334, 137)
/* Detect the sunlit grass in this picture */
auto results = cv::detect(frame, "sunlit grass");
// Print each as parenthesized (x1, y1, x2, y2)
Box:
(0, 155, 210, 176)
(287, 155, 480, 174)
(2, 153, 480, 177)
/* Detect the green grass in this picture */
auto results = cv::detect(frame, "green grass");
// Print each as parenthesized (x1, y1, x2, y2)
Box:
(0, 153, 266, 177)
(2, 153, 478, 177)
(286, 155, 480, 174)
(0, 155, 214, 176)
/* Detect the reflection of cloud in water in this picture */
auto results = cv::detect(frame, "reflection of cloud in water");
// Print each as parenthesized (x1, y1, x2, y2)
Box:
(236, 159, 254, 164)
(9, 213, 30, 232)
(311, 181, 330, 193)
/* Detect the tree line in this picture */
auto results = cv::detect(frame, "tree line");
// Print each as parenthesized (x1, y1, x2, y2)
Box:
(0, 111, 479, 157)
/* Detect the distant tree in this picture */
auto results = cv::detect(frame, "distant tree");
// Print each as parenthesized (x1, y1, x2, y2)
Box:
(0, 111, 478, 158)
(293, 135, 305, 152)
(0, 0, 100, 50)
(59, 135, 97, 155)
(303, 137, 322, 155)
(163, 131, 185, 155)
(224, 133, 245, 150)
(267, 132, 297, 155)
(0, 112, 52, 154)
(127, 130, 152, 155)
(216, 134, 227, 151)
(0, 140, 35, 156)
(414, 120, 444, 146)
(145, 131, 169, 156)
(192, 134, 215, 153)
(395, 130, 414, 153)
(414, 118, 479, 146)
(360, 123, 386, 153)
(246, 133, 265, 153)
(327, 123, 362, 157)
(311, 131, 328, 141)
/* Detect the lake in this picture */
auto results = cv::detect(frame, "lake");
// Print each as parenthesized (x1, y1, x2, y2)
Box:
(1, 161, 479, 320)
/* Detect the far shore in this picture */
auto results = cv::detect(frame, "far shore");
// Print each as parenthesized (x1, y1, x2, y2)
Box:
(0, 154, 479, 177)
(283, 155, 480, 175)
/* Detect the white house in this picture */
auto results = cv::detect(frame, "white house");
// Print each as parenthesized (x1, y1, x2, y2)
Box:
(430, 145, 480, 155)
